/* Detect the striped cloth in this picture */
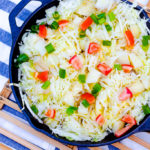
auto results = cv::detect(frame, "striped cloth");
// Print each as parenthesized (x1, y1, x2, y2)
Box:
(0, 0, 150, 150)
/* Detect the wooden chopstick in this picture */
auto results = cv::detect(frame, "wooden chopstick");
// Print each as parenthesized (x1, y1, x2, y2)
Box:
(0, 143, 12, 150)
(0, 127, 42, 150)
(128, 135, 150, 149)
(112, 142, 132, 150)
(0, 96, 21, 112)
(0, 111, 71, 150)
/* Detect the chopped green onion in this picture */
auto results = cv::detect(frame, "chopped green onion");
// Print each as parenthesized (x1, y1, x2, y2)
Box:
(90, 14, 99, 24)
(66, 106, 78, 116)
(31, 25, 39, 33)
(31, 105, 39, 115)
(79, 30, 86, 38)
(142, 37, 149, 47)
(92, 83, 102, 95)
(114, 64, 122, 70)
(143, 35, 150, 40)
(50, 21, 59, 29)
(142, 45, 149, 52)
(78, 74, 86, 83)
(97, 13, 106, 20)
(59, 68, 66, 79)
(103, 40, 112, 46)
(98, 18, 106, 25)
(108, 12, 116, 22)
(88, 26, 92, 31)
(45, 43, 55, 54)
(66, 137, 73, 141)
(41, 81, 50, 89)
(105, 24, 112, 32)
(52, 11, 60, 20)
(82, 100, 90, 108)
(17, 53, 29, 65)
(142, 105, 150, 115)
(40, 22, 46, 25)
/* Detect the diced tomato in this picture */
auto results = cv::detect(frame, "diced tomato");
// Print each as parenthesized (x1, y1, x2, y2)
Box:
(122, 115, 137, 125)
(37, 71, 49, 82)
(69, 55, 83, 70)
(115, 124, 134, 137)
(88, 42, 100, 54)
(58, 20, 69, 30)
(45, 109, 56, 119)
(81, 93, 96, 104)
(80, 16, 93, 31)
(96, 114, 105, 126)
(97, 63, 112, 76)
(122, 64, 133, 73)
(39, 25, 47, 38)
(119, 87, 133, 101)
(125, 30, 134, 48)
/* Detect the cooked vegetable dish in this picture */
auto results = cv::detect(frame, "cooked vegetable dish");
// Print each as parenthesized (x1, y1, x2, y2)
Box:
(16, 0, 150, 141)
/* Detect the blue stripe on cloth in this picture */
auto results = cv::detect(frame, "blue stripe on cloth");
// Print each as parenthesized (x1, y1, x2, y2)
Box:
(0, 134, 29, 150)
(0, 61, 9, 78)
(78, 147, 89, 150)
(0, 28, 12, 46)
(0, 0, 31, 21)
(108, 145, 119, 150)
(3, 105, 27, 121)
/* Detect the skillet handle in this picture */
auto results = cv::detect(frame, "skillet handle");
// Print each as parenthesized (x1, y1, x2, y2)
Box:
(9, 0, 54, 46)
(135, 115, 150, 132)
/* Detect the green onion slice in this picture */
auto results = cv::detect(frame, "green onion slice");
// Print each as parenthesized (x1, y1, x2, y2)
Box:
(90, 14, 99, 25)
(78, 74, 86, 83)
(102, 40, 112, 46)
(41, 81, 50, 89)
(50, 21, 59, 30)
(31, 105, 39, 115)
(45, 43, 55, 54)
(66, 106, 78, 116)
(59, 68, 66, 79)
(105, 24, 112, 32)
(142, 105, 150, 115)
(17, 53, 29, 65)
(79, 30, 86, 38)
(114, 64, 122, 70)
(108, 12, 116, 22)
(97, 13, 106, 20)
(52, 11, 60, 20)
(31, 25, 39, 33)
(92, 83, 102, 95)
(82, 100, 90, 108)
(98, 18, 106, 25)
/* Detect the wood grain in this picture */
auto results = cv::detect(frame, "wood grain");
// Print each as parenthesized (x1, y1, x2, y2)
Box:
(0, 111, 71, 150)
(112, 142, 132, 150)
(0, 127, 42, 150)
(128, 135, 150, 149)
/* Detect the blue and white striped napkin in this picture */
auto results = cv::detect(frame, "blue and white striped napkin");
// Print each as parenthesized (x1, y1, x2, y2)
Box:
(0, 0, 150, 150)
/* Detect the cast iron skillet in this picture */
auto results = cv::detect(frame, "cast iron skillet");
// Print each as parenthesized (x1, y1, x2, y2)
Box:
(9, 0, 150, 147)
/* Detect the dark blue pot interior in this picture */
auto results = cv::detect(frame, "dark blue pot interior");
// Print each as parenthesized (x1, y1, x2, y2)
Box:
(9, 0, 150, 147)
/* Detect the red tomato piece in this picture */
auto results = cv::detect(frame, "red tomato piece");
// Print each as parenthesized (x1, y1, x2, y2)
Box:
(96, 114, 105, 126)
(58, 20, 69, 30)
(88, 42, 100, 54)
(115, 124, 134, 137)
(125, 30, 134, 48)
(39, 25, 47, 38)
(69, 55, 83, 70)
(122, 115, 137, 125)
(122, 64, 133, 73)
(81, 93, 96, 104)
(45, 109, 56, 119)
(80, 16, 93, 31)
(119, 87, 133, 101)
(97, 63, 112, 76)
(37, 71, 49, 82)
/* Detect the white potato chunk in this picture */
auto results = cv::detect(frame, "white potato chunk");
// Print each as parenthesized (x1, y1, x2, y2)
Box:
(129, 80, 145, 95)
(116, 54, 130, 65)
(62, 92, 75, 106)
(130, 24, 141, 39)
(76, 0, 95, 16)
(86, 68, 102, 83)
(78, 103, 88, 114)
(129, 53, 143, 68)
(141, 76, 150, 89)
(72, 82, 83, 96)
(112, 121, 125, 132)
